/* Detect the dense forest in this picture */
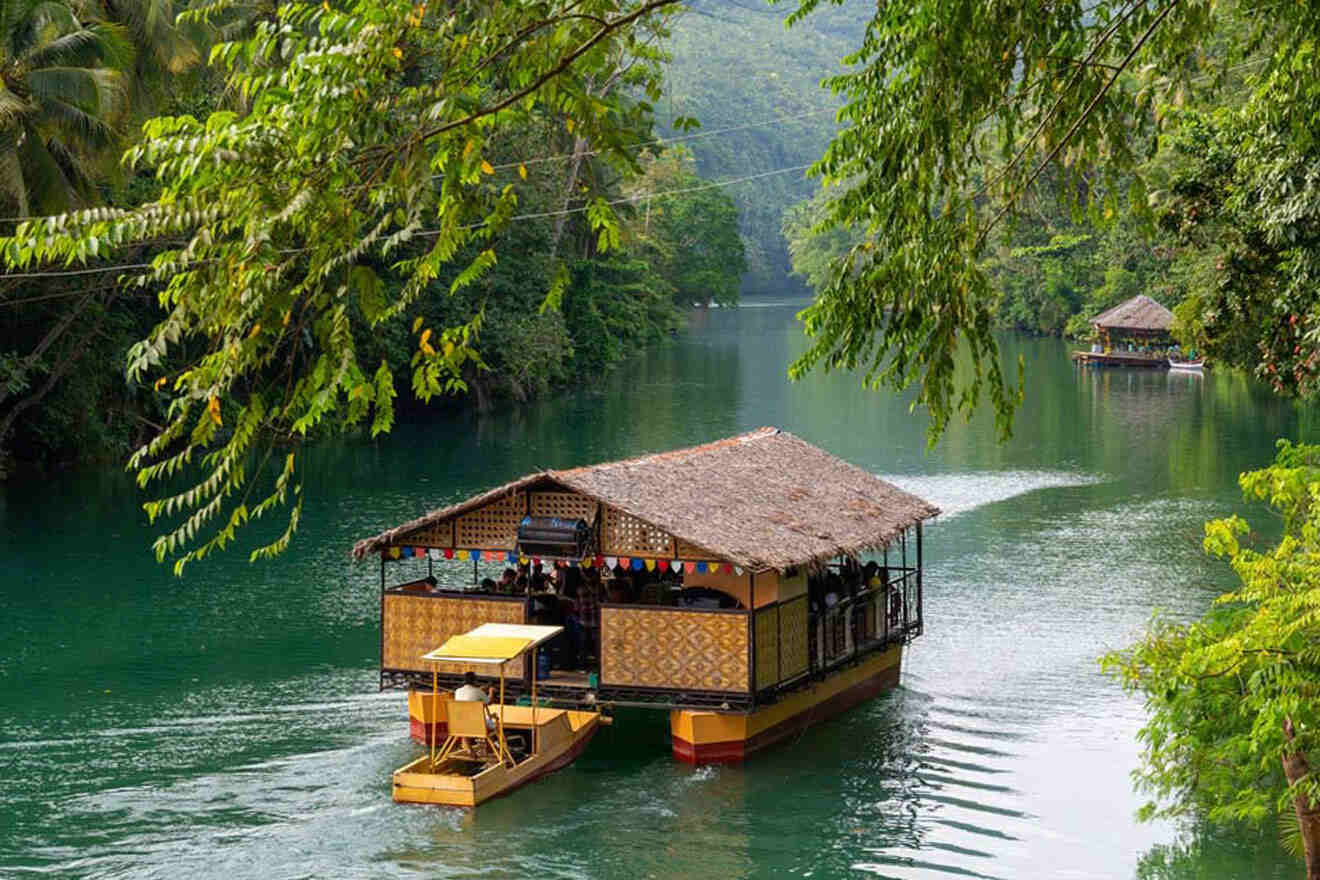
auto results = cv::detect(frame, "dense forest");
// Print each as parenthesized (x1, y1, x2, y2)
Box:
(0, 0, 757, 476)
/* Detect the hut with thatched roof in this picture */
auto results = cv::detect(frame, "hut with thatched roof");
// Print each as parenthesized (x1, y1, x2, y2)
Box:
(1072, 294, 1176, 367)
(355, 428, 940, 763)
(1091, 294, 1173, 339)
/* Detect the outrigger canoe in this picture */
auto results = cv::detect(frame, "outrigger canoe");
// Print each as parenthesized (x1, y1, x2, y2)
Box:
(391, 623, 607, 808)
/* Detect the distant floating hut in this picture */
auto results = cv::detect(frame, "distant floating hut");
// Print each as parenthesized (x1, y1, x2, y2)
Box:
(1072, 294, 1174, 368)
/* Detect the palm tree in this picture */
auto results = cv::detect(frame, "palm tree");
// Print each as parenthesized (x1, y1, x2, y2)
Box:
(0, 0, 131, 216)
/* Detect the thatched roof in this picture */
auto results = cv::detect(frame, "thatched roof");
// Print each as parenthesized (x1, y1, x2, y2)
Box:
(351, 427, 939, 571)
(1091, 294, 1173, 333)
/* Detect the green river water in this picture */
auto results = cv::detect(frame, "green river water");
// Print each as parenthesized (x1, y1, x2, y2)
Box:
(3, 301, 1315, 879)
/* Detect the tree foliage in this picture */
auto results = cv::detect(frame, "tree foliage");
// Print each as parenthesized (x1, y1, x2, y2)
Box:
(2, 0, 681, 570)
(781, 0, 1320, 441)
(1105, 440, 1320, 877)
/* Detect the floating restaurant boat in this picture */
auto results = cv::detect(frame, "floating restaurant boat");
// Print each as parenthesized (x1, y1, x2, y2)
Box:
(1071, 294, 1176, 369)
(352, 427, 938, 767)
(391, 623, 607, 807)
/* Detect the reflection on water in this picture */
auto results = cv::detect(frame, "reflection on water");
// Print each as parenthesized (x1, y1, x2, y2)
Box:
(0, 304, 1309, 878)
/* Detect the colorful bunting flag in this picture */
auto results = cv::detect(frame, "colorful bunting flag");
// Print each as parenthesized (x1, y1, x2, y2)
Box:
(519, 555, 529, 565)
(595, 555, 606, 568)
(389, 547, 401, 559)
(685, 561, 697, 574)
(630, 557, 643, 571)
(644, 558, 656, 571)
(582, 557, 593, 568)
(696, 561, 708, 573)
(657, 559, 669, 572)
(414, 547, 425, 558)
(506, 551, 518, 563)
(618, 556, 631, 569)
(429, 548, 443, 561)
(723, 563, 734, 574)
(672, 560, 682, 572)
(605, 556, 618, 569)
(734, 565, 743, 576)
(444, 548, 454, 559)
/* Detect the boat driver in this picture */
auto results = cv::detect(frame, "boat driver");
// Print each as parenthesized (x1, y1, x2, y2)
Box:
(454, 671, 497, 732)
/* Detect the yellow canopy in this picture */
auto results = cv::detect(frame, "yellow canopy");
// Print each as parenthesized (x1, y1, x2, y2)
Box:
(423, 635, 532, 664)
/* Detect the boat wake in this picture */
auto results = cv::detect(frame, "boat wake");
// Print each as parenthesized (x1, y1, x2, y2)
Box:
(880, 471, 1102, 521)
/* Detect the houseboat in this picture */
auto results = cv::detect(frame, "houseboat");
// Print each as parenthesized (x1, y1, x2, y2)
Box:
(1071, 294, 1176, 368)
(352, 427, 938, 765)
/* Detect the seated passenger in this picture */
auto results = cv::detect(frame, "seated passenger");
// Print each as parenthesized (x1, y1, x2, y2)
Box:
(498, 568, 517, 592)
(480, 576, 497, 593)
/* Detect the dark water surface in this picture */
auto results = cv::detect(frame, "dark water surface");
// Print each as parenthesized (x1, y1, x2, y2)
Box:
(3, 303, 1312, 879)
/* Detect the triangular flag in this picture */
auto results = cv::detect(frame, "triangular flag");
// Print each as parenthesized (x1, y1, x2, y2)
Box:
(657, 559, 669, 572)
(631, 557, 644, 571)
(595, 555, 606, 568)
(444, 548, 454, 559)
(400, 546, 412, 558)
(416, 547, 428, 558)
(723, 563, 734, 574)
(605, 556, 618, 569)
(520, 555, 529, 565)
(507, 551, 518, 563)
(582, 557, 593, 568)
(672, 560, 682, 572)
(734, 565, 743, 575)
(389, 547, 401, 559)
(685, 561, 697, 574)
(696, 561, 708, 573)
(429, 548, 443, 561)
(618, 556, 631, 569)
(644, 558, 656, 571)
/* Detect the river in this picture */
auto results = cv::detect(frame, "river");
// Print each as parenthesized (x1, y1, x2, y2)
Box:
(2, 301, 1311, 879)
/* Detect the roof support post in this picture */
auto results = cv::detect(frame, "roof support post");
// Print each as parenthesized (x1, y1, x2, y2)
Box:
(916, 522, 924, 636)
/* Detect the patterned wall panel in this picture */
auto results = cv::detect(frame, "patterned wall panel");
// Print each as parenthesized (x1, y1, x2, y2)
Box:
(383, 594, 526, 677)
(455, 492, 526, 549)
(601, 506, 677, 557)
(529, 492, 598, 523)
(778, 596, 809, 680)
(600, 607, 749, 693)
(396, 519, 454, 549)
(754, 606, 780, 691)
(674, 539, 722, 561)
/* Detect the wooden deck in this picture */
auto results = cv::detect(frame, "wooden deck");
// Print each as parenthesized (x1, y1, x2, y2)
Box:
(1072, 350, 1168, 368)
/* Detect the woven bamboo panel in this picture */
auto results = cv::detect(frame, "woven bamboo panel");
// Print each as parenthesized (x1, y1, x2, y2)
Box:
(397, 519, 454, 549)
(754, 606, 779, 691)
(455, 492, 525, 550)
(600, 607, 748, 693)
(602, 506, 676, 557)
(674, 539, 722, 561)
(778, 596, 809, 680)
(529, 492, 598, 523)
(382, 594, 526, 677)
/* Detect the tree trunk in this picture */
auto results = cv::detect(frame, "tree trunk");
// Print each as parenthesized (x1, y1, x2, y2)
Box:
(1283, 717, 1320, 880)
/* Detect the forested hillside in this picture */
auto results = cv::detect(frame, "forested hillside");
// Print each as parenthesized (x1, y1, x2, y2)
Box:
(662, 0, 867, 297)
(0, 0, 748, 480)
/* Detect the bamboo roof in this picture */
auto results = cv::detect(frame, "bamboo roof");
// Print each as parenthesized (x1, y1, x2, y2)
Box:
(1090, 294, 1173, 333)
(351, 427, 939, 571)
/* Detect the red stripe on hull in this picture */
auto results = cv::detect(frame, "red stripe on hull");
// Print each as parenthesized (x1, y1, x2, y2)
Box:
(409, 719, 448, 746)
(672, 662, 901, 764)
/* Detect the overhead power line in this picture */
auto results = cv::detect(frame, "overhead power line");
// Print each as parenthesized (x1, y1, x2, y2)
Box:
(1, 162, 815, 283)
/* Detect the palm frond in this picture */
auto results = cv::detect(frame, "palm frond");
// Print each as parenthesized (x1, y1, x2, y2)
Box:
(32, 86, 119, 150)
(22, 28, 109, 70)
(16, 121, 79, 213)
(10, 1, 80, 57)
